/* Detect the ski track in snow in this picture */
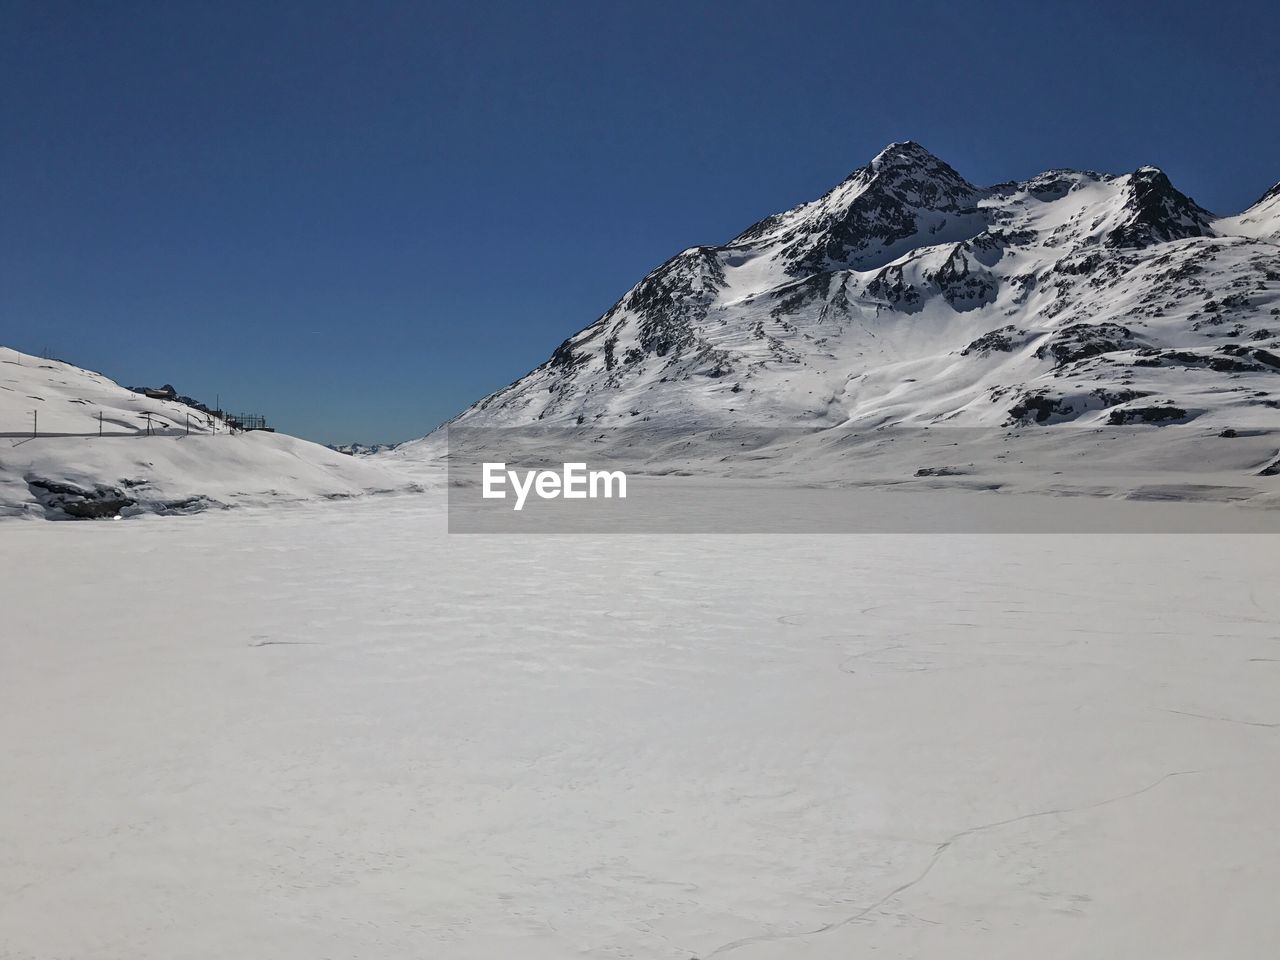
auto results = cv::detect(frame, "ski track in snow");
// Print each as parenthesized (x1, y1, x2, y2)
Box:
(701, 769, 1203, 958)
(2, 493, 1279, 959)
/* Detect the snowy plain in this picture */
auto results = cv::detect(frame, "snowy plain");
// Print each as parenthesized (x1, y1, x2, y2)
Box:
(3, 490, 1278, 959)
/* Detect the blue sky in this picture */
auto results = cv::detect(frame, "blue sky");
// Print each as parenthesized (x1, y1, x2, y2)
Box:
(3, 0, 1277, 444)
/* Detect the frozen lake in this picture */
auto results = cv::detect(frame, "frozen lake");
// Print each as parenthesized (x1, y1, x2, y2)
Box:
(2, 491, 1278, 958)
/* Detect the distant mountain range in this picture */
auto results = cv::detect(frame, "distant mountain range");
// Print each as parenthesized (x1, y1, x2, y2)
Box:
(327, 442, 397, 456)
(404, 142, 1278, 439)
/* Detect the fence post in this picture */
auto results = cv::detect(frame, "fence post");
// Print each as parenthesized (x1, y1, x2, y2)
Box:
(33, 409, 37, 438)
(99, 411, 103, 437)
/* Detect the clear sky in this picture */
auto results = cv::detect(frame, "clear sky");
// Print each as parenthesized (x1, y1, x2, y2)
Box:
(3, 0, 1277, 444)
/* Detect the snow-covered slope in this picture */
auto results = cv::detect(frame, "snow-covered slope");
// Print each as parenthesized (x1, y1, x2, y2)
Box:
(1218, 181, 1280, 242)
(0, 347, 415, 519)
(392, 143, 1280, 494)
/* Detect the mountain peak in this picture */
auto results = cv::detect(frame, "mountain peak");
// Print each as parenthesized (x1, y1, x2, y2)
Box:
(1104, 165, 1214, 248)
(871, 140, 940, 166)
(855, 140, 973, 196)
(728, 140, 980, 275)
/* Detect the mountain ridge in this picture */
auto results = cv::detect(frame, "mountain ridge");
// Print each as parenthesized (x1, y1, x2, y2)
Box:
(390, 142, 1279, 492)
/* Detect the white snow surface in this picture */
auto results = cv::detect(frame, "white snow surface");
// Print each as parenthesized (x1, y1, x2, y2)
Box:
(2, 493, 1278, 958)
(0, 347, 415, 518)
(1219, 181, 1280, 241)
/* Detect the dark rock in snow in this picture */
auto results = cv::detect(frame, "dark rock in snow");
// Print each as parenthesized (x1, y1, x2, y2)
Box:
(1107, 405, 1190, 425)
(25, 477, 135, 519)
(1035, 324, 1136, 366)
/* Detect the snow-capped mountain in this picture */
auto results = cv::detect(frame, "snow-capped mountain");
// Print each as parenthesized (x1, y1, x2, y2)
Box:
(0, 347, 412, 518)
(405, 143, 1279, 456)
(327, 442, 399, 456)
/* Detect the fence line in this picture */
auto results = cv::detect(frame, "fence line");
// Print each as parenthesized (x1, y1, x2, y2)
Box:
(2, 429, 215, 439)
(5, 408, 272, 441)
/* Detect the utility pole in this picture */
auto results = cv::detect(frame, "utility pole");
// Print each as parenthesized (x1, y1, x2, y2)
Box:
(32, 409, 37, 438)
(99, 411, 103, 437)
(185, 412, 190, 436)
